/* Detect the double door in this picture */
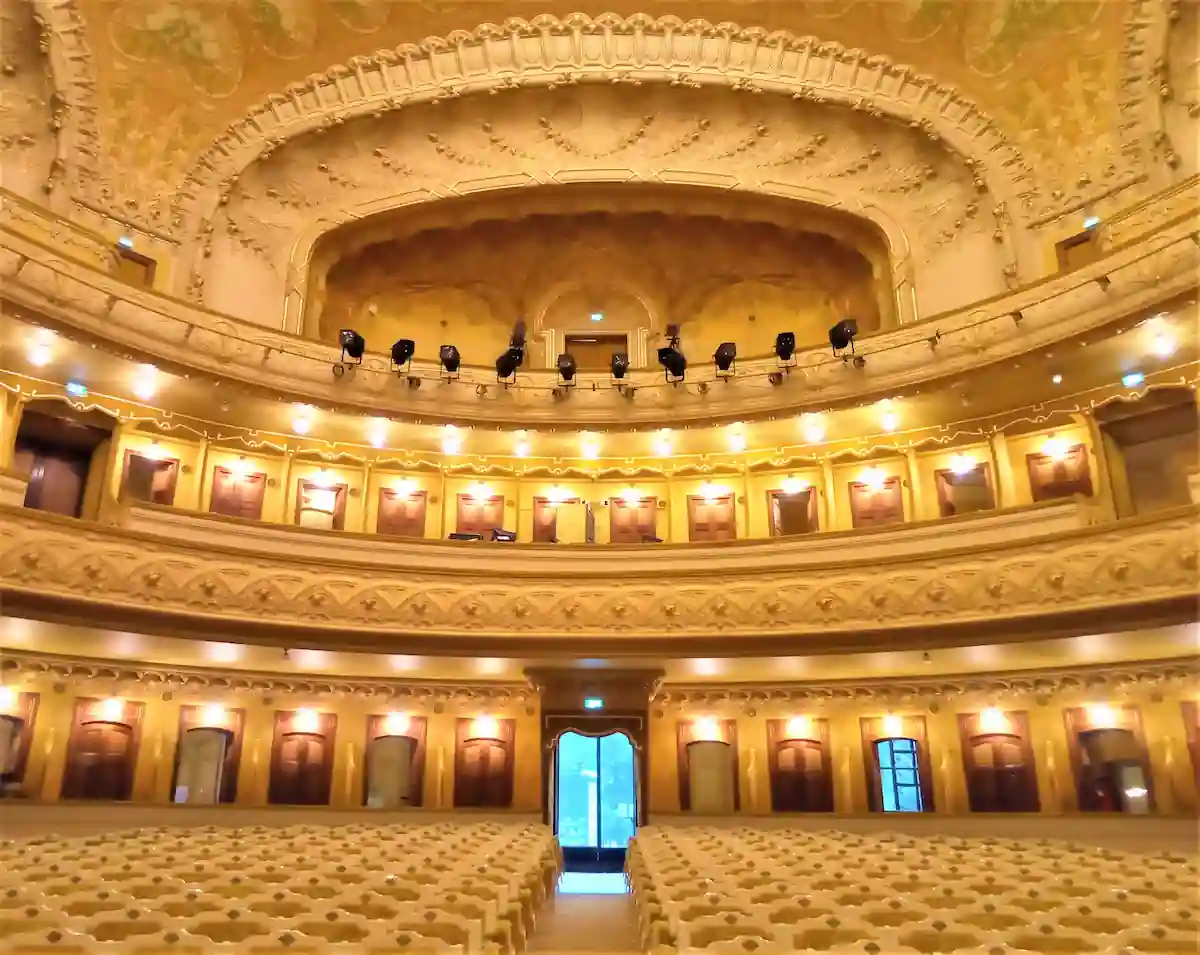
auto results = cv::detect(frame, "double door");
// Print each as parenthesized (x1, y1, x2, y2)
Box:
(554, 731, 637, 871)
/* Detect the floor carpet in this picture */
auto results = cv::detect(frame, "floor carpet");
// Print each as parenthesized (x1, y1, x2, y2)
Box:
(529, 875, 641, 953)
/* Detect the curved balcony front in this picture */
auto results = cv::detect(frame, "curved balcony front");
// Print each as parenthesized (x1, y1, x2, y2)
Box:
(0, 479, 1194, 655)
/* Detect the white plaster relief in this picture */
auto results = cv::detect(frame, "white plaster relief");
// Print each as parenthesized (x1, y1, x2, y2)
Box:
(0, 0, 59, 202)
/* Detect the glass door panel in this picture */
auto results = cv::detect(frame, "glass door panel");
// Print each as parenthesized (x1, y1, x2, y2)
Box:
(556, 731, 599, 849)
(599, 733, 636, 849)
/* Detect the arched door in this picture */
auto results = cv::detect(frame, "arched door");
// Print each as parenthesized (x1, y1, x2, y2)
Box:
(173, 727, 230, 805)
(554, 731, 637, 872)
(61, 722, 134, 801)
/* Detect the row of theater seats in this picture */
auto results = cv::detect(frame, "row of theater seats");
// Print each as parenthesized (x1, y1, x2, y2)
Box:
(627, 826, 1197, 955)
(0, 822, 560, 954)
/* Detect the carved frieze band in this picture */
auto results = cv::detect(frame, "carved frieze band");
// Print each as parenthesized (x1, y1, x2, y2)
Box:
(653, 658, 1200, 710)
(0, 505, 1195, 640)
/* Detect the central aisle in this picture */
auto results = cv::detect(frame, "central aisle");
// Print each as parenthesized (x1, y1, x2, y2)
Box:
(529, 873, 642, 953)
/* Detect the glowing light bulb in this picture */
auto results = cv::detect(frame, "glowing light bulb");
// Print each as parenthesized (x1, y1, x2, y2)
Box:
(545, 485, 571, 505)
(292, 404, 314, 435)
(131, 364, 159, 401)
(882, 714, 904, 737)
(466, 482, 492, 500)
(391, 478, 418, 497)
(693, 717, 722, 742)
(860, 467, 887, 491)
(513, 439, 531, 458)
(200, 704, 227, 727)
(1151, 332, 1176, 358)
(227, 456, 253, 480)
(881, 412, 899, 433)
(699, 482, 728, 501)
(948, 454, 976, 476)
(727, 427, 747, 453)
(0, 686, 15, 713)
(580, 437, 600, 460)
(441, 425, 463, 455)
(653, 430, 674, 458)
(293, 708, 320, 733)
(470, 716, 500, 740)
(1087, 704, 1117, 728)
(367, 418, 389, 449)
(308, 469, 336, 488)
(784, 716, 812, 740)
(801, 415, 826, 444)
(1042, 436, 1070, 460)
(27, 329, 54, 367)
(780, 477, 809, 496)
(978, 707, 1008, 734)
(383, 712, 410, 736)
(99, 698, 125, 722)
(620, 488, 643, 506)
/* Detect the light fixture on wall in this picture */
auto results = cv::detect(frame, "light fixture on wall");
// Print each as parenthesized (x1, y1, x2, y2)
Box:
(878, 400, 899, 433)
(383, 712, 411, 736)
(466, 482, 493, 500)
(590, 312, 604, 323)
(200, 704, 227, 727)
(293, 708, 320, 734)
(860, 467, 887, 491)
(699, 482, 729, 502)
(391, 477, 418, 497)
(726, 424, 747, 453)
(308, 469, 337, 488)
(783, 715, 813, 741)
(780, 477, 809, 495)
(545, 485, 571, 505)
(882, 713, 904, 737)
(800, 414, 826, 444)
(692, 717, 722, 742)
(467, 716, 501, 741)
(0, 686, 15, 713)
(620, 488, 644, 506)
(714, 342, 737, 378)
(1086, 703, 1118, 728)
(947, 453, 976, 476)
(227, 456, 253, 481)
(27, 328, 54, 367)
(1042, 435, 1070, 460)
(99, 698, 125, 722)
(131, 364, 159, 401)
(513, 432, 531, 458)
(367, 418, 389, 449)
(292, 404, 315, 435)
(442, 425, 463, 455)
(653, 430, 674, 458)
(580, 436, 601, 460)
(978, 707, 1009, 734)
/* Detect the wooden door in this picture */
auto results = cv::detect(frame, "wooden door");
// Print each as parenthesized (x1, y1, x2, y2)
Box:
(0, 692, 39, 784)
(454, 718, 515, 808)
(210, 467, 267, 520)
(173, 706, 244, 804)
(122, 450, 179, 505)
(377, 489, 427, 537)
(365, 714, 427, 807)
(532, 499, 575, 543)
(676, 719, 739, 811)
(295, 481, 347, 530)
(1027, 446, 1093, 501)
(687, 495, 736, 542)
(964, 736, 1038, 812)
(609, 498, 657, 543)
(61, 723, 134, 800)
(268, 711, 336, 806)
(766, 718, 832, 812)
(456, 495, 505, 536)
(1183, 701, 1200, 790)
(19, 450, 89, 517)
(768, 490, 819, 535)
(934, 466, 995, 517)
(849, 478, 904, 528)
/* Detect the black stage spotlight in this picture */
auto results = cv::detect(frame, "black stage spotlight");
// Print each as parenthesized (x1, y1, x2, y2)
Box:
(557, 352, 577, 386)
(390, 338, 416, 369)
(657, 324, 687, 381)
(439, 344, 461, 376)
(611, 352, 630, 381)
(714, 341, 737, 376)
(491, 528, 516, 542)
(496, 346, 523, 381)
(339, 329, 366, 363)
(829, 318, 858, 355)
(775, 331, 796, 363)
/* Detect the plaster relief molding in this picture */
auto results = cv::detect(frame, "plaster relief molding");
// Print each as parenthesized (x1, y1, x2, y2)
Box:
(652, 658, 1200, 711)
(0, 503, 1194, 648)
(173, 14, 1033, 246)
(0, 649, 534, 708)
(0, 0, 63, 202)
(1, 198, 1196, 429)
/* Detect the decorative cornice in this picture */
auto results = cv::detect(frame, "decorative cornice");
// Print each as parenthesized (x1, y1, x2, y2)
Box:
(0, 648, 535, 708)
(0, 501, 1194, 653)
(652, 657, 1200, 711)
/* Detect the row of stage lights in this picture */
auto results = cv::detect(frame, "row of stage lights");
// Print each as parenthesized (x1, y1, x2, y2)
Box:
(336, 320, 863, 387)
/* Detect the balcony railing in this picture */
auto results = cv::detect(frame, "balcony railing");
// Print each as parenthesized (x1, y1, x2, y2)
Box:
(0, 481, 1194, 654)
(1, 184, 1197, 427)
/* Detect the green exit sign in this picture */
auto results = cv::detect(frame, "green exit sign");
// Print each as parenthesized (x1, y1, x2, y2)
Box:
(583, 697, 604, 710)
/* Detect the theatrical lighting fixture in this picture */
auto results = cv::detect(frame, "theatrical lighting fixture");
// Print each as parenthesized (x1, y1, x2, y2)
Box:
(658, 324, 687, 381)
(829, 318, 858, 356)
(495, 320, 527, 382)
(611, 352, 630, 381)
(714, 342, 737, 376)
(390, 338, 416, 369)
(491, 528, 517, 542)
(557, 352, 578, 386)
(340, 329, 366, 362)
(439, 344, 461, 376)
(775, 331, 797, 363)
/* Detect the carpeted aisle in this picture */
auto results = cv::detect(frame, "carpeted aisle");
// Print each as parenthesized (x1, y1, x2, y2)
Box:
(529, 874, 642, 953)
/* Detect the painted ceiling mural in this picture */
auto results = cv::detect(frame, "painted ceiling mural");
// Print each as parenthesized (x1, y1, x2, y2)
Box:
(59, 0, 1172, 215)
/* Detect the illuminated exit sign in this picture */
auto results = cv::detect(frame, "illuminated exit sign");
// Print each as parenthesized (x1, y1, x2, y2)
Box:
(583, 698, 604, 710)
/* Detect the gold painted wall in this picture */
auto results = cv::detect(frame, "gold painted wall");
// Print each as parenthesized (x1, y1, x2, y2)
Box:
(9, 675, 1196, 818)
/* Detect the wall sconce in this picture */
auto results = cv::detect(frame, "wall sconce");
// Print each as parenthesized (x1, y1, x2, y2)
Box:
(726, 428, 747, 453)
(978, 707, 1009, 735)
(26, 328, 54, 367)
(620, 488, 644, 506)
(0, 686, 15, 714)
(692, 717, 723, 742)
(383, 712, 410, 736)
(308, 469, 337, 488)
(391, 478, 418, 497)
(292, 404, 315, 435)
(780, 477, 809, 496)
(580, 436, 601, 460)
(513, 431, 531, 458)
(131, 364, 160, 401)
(545, 485, 571, 505)
(141, 440, 168, 461)
(653, 430, 674, 458)
(800, 415, 826, 444)
(99, 698, 125, 722)
(367, 418, 389, 449)
(293, 708, 320, 734)
(199, 704, 227, 728)
(947, 453, 976, 476)
(860, 467, 887, 491)
(442, 425, 463, 456)
(467, 716, 501, 741)
(782, 715, 813, 741)
(1086, 703, 1118, 729)
(466, 482, 493, 501)
(882, 714, 904, 737)
(1042, 436, 1070, 460)
(699, 482, 729, 502)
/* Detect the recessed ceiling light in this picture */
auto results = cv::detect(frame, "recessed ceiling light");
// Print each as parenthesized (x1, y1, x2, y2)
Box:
(1052, 374, 1063, 384)
(1151, 332, 1176, 358)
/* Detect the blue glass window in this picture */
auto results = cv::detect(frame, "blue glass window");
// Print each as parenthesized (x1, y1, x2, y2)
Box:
(875, 738, 925, 812)
(556, 732, 637, 849)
